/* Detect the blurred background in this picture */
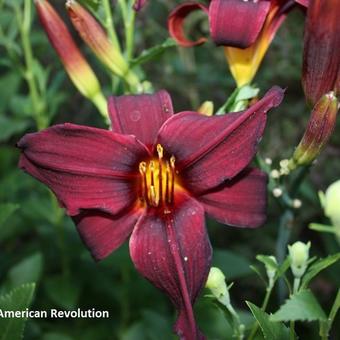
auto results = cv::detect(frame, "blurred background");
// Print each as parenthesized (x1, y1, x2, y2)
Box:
(0, 0, 339, 339)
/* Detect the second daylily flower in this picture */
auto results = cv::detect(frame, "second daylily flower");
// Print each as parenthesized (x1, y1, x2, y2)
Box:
(18, 87, 283, 339)
(169, 0, 307, 87)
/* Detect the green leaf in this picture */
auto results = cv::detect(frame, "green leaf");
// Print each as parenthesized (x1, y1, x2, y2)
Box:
(301, 253, 340, 289)
(0, 283, 36, 340)
(131, 38, 177, 67)
(256, 255, 278, 270)
(270, 289, 327, 322)
(8, 253, 43, 286)
(247, 302, 289, 340)
(0, 115, 30, 142)
(0, 203, 19, 226)
(44, 275, 80, 310)
(213, 249, 252, 279)
(309, 223, 336, 234)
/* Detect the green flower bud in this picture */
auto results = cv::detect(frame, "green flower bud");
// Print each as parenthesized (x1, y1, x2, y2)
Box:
(205, 267, 230, 307)
(265, 256, 277, 284)
(320, 180, 340, 227)
(288, 241, 311, 278)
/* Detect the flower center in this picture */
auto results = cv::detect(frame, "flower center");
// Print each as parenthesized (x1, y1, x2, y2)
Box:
(139, 144, 176, 209)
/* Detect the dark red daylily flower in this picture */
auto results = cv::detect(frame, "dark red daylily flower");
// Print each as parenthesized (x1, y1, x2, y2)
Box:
(169, 0, 307, 86)
(18, 88, 283, 339)
(302, 0, 340, 106)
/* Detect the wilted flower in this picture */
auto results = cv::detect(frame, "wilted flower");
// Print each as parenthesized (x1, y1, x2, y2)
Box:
(288, 241, 311, 278)
(168, 0, 307, 87)
(302, 0, 340, 105)
(34, 0, 106, 115)
(289, 92, 338, 169)
(18, 88, 283, 339)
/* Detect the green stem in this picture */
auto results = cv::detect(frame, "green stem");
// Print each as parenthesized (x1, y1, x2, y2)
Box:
(102, 0, 121, 52)
(17, 0, 46, 130)
(125, 4, 135, 60)
(247, 285, 274, 340)
(290, 321, 296, 340)
(293, 278, 300, 294)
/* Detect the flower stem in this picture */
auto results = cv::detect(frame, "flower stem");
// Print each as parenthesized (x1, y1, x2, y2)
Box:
(102, 0, 121, 53)
(17, 0, 47, 130)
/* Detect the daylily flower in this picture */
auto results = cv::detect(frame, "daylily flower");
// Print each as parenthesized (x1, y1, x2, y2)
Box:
(168, 0, 307, 87)
(302, 0, 340, 106)
(18, 87, 283, 339)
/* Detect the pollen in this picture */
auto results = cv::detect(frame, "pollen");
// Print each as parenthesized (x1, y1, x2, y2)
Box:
(139, 144, 177, 208)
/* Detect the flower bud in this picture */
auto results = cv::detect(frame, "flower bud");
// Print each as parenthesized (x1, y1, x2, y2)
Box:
(264, 256, 277, 284)
(288, 241, 311, 278)
(66, 0, 138, 87)
(289, 92, 338, 168)
(319, 180, 340, 227)
(35, 0, 103, 101)
(197, 101, 214, 116)
(205, 267, 230, 307)
(302, 0, 340, 106)
(133, 0, 147, 11)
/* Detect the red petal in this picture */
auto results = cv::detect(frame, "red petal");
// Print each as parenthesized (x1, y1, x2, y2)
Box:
(108, 90, 174, 149)
(295, 0, 309, 7)
(18, 123, 149, 216)
(302, 0, 340, 105)
(168, 2, 209, 47)
(73, 207, 142, 261)
(129, 193, 211, 339)
(157, 87, 284, 193)
(199, 168, 268, 228)
(209, 0, 270, 48)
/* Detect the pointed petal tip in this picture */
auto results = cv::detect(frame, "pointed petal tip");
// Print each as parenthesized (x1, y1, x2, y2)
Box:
(168, 2, 209, 47)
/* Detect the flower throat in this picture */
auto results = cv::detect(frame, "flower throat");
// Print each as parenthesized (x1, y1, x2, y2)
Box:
(139, 144, 176, 208)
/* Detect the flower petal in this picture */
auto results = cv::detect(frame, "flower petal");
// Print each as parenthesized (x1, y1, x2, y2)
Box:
(157, 87, 284, 193)
(73, 206, 142, 261)
(18, 123, 149, 216)
(168, 2, 209, 47)
(129, 192, 211, 339)
(199, 168, 268, 228)
(108, 90, 174, 149)
(209, 0, 270, 48)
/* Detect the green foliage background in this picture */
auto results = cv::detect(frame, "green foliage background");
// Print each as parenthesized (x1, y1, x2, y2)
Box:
(0, 0, 339, 339)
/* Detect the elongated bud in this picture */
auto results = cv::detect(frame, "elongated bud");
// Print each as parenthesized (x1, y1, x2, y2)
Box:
(302, 0, 340, 105)
(34, 0, 105, 107)
(66, 0, 138, 87)
(319, 180, 340, 227)
(197, 101, 214, 116)
(289, 92, 338, 169)
(288, 241, 311, 278)
(133, 0, 147, 11)
(205, 267, 231, 307)
(264, 256, 277, 286)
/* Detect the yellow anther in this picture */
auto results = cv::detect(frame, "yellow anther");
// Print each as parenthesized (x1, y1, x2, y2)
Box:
(157, 144, 164, 159)
(149, 161, 155, 171)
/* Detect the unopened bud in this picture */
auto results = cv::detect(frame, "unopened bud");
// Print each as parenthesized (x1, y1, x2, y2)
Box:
(35, 0, 106, 115)
(265, 256, 277, 285)
(302, 0, 340, 106)
(133, 0, 148, 11)
(290, 92, 338, 168)
(197, 101, 214, 116)
(319, 180, 340, 227)
(66, 0, 138, 86)
(288, 241, 311, 278)
(206, 267, 230, 307)
(272, 187, 282, 197)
